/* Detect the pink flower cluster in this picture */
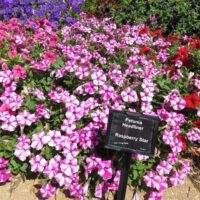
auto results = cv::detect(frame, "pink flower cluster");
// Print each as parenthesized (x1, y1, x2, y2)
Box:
(0, 14, 199, 199)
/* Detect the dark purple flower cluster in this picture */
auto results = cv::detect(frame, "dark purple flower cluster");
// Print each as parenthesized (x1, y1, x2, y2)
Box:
(0, 0, 85, 27)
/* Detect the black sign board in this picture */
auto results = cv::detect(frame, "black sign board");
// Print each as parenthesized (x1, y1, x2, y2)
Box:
(105, 110, 160, 200)
(105, 110, 160, 156)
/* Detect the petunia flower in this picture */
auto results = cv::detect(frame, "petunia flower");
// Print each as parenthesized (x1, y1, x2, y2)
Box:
(40, 184, 56, 199)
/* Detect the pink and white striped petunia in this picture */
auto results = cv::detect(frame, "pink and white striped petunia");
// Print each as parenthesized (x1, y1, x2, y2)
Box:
(40, 184, 56, 199)
(54, 172, 72, 187)
(156, 161, 172, 176)
(97, 160, 113, 181)
(1, 115, 18, 132)
(167, 152, 178, 165)
(121, 87, 138, 103)
(148, 191, 163, 200)
(144, 171, 160, 190)
(29, 155, 47, 173)
(91, 71, 106, 86)
(16, 111, 36, 127)
(31, 132, 45, 151)
(14, 143, 31, 161)
(169, 171, 186, 186)
(169, 138, 183, 153)
(60, 158, 79, 176)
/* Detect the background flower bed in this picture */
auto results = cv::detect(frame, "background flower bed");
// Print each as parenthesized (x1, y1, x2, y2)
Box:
(0, 0, 85, 27)
(0, 11, 200, 200)
(82, 0, 200, 36)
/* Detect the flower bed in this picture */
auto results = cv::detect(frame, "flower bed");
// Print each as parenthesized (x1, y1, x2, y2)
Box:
(0, 0, 85, 27)
(0, 14, 199, 199)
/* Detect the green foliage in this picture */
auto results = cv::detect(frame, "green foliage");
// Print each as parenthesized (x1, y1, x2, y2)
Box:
(83, 0, 200, 36)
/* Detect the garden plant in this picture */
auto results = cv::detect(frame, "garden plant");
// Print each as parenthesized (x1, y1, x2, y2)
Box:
(0, 3, 199, 200)
(82, 0, 200, 36)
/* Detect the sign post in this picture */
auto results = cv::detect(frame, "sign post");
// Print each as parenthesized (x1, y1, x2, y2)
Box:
(105, 110, 160, 200)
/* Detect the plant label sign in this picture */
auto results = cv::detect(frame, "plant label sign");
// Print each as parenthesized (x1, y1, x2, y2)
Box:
(105, 110, 160, 156)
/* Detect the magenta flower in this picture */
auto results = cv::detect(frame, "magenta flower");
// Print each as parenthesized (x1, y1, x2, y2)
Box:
(95, 183, 104, 198)
(121, 87, 138, 103)
(162, 130, 174, 145)
(181, 161, 190, 174)
(148, 191, 163, 200)
(14, 143, 31, 161)
(60, 158, 79, 176)
(132, 154, 149, 161)
(156, 161, 172, 176)
(69, 183, 84, 199)
(108, 170, 121, 191)
(29, 155, 47, 173)
(83, 82, 98, 95)
(0, 70, 13, 85)
(97, 160, 113, 181)
(12, 65, 26, 79)
(186, 129, 200, 142)
(169, 138, 183, 153)
(40, 184, 56, 199)
(99, 84, 116, 101)
(75, 66, 89, 80)
(85, 155, 100, 175)
(167, 152, 178, 165)
(43, 155, 61, 179)
(55, 172, 72, 187)
(91, 71, 106, 86)
(42, 130, 61, 147)
(0, 158, 9, 169)
(62, 142, 79, 160)
(31, 132, 45, 150)
(31, 89, 46, 100)
(0, 169, 12, 183)
(169, 171, 186, 186)
(1, 115, 18, 132)
(144, 171, 160, 190)
(61, 119, 76, 134)
(16, 111, 36, 127)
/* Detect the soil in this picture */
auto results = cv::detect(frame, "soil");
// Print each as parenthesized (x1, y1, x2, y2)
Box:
(0, 176, 199, 200)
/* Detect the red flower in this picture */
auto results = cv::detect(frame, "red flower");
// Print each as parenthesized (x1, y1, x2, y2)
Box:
(150, 55, 157, 61)
(149, 29, 162, 37)
(176, 136, 187, 151)
(193, 120, 200, 129)
(164, 66, 176, 77)
(167, 36, 179, 42)
(114, 4, 119, 11)
(140, 46, 151, 54)
(183, 93, 200, 109)
(177, 46, 189, 62)
(139, 27, 149, 35)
